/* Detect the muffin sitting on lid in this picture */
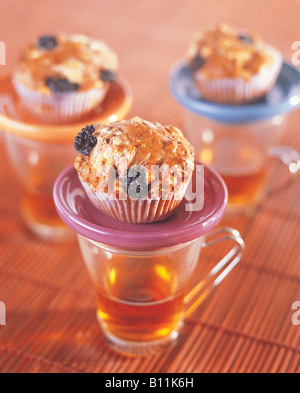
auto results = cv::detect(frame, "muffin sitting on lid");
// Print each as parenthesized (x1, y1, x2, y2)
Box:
(13, 33, 119, 124)
(186, 23, 282, 104)
(74, 117, 195, 224)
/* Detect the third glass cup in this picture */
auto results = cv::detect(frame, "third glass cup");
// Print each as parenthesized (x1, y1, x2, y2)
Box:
(169, 60, 300, 213)
(184, 112, 300, 211)
(0, 74, 132, 239)
(4, 132, 75, 239)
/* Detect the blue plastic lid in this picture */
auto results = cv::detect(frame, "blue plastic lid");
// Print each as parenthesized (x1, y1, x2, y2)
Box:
(169, 61, 300, 125)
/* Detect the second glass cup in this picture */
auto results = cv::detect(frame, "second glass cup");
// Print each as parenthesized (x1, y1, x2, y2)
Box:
(4, 132, 75, 239)
(184, 112, 300, 211)
(0, 74, 132, 240)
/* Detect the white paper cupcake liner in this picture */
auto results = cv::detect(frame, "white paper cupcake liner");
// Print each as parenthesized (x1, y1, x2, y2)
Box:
(80, 180, 189, 224)
(194, 46, 283, 105)
(13, 78, 108, 124)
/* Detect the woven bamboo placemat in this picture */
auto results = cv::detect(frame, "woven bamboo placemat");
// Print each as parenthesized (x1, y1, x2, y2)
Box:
(0, 0, 299, 373)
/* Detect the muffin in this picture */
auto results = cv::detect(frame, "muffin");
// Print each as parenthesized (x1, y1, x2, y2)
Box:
(186, 23, 282, 104)
(13, 33, 119, 124)
(74, 117, 195, 224)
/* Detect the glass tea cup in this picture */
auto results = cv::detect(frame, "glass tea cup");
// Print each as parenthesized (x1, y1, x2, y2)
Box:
(53, 163, 245, 356)
(77, 229, 244, 356)
(4, 132, 76, 239)
(169, 60, 300, 213)
(0, 74, 132, 240)
(184, 112, 300, 211)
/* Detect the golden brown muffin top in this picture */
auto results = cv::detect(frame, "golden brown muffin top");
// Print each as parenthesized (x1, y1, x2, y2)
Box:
(14, 33, 119, 94)
(186, 23, 276, 81)
(74, 117, 195, 198)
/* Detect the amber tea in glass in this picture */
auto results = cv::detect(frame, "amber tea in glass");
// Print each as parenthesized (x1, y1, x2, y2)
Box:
(4, 132, 75, 239)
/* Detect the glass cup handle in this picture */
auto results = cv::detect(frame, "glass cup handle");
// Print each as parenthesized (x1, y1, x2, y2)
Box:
(184, 227, 245, 318)
(268, 145, 300, 175)
(266, 145, 300, 198)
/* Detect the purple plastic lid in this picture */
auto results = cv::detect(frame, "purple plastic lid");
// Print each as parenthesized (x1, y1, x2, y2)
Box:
(53, 162, 228, 251)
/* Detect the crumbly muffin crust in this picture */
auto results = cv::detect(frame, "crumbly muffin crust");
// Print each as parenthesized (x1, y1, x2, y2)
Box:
(75, 117, 195, 198)
(186, 23, 275, 81)
(15, 33, 119, 94)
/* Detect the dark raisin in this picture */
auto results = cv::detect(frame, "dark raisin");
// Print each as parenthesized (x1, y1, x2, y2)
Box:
(125, 166, 148, 199)
(74, 125, 97, 156)
(189, 54, 206, 71)
(238, 34, 254, 45)
(100, 69, 116, 82)
(83, 124, 96, 134)
(37, 35, 58, 51)
(45, 77, 80, 94)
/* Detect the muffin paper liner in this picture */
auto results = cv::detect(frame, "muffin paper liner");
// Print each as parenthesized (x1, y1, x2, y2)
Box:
(193, 46, 283, 105)
(13, 78, 108, 124)
(80, 179, 190, 224)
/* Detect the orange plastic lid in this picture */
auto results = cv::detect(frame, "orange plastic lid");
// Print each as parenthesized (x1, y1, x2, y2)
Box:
(0, 75, 132, 143)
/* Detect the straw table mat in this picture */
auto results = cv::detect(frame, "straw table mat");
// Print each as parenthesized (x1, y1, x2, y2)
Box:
(0, 0, 300, 373)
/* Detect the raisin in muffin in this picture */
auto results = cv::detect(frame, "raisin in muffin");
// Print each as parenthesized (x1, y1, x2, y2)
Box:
(74, 117, 195, 224)
(13, 33, 119, 124)
(186, 23, 282, 104)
